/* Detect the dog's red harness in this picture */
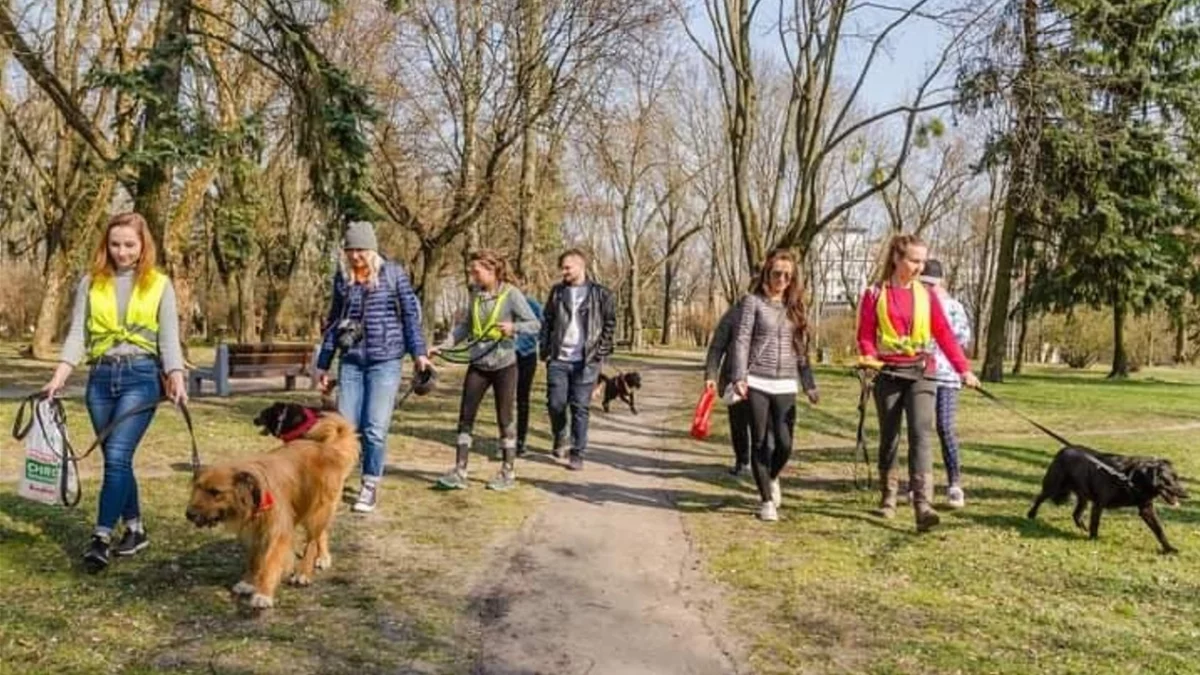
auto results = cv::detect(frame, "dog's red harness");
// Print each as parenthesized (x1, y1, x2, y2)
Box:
(278, 408, 320, 442)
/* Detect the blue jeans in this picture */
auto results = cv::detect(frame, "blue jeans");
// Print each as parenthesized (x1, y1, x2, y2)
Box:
(338, 358, 402, 480)
(85, 357, 162, 533)
(546, 360, 599, 456)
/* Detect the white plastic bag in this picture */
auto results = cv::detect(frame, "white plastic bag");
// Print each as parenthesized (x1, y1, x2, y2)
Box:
(15, 398, 78, 506)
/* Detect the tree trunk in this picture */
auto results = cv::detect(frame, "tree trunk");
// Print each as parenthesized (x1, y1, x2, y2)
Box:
(417, 242, 445, 329)
(31, 247, 71, 360)
(1174, 308, 1187, 363)
(513, 0, 542, 279)
(628, 265, 642, 349)
(660, 257, 675, 346)
(983, 0, 1040, 383)
(1109, 298, 1129, 379)
(1012, 301, 1029, 375)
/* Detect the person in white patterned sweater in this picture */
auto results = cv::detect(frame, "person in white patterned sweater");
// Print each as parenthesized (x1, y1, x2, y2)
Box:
(921, 259, 973, 509)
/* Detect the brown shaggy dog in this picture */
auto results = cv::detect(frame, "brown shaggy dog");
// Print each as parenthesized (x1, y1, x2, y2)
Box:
(185, 413, 359, 609)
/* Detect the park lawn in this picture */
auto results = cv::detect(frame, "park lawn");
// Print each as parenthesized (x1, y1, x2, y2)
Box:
(0, 343, 543, 674)
(637, 354, 1200, 675)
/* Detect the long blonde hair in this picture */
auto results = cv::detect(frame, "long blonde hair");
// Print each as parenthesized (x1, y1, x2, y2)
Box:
(339, 249, 383, 287)
(90, 212, 160, 290)
(877, 233, 926, 284)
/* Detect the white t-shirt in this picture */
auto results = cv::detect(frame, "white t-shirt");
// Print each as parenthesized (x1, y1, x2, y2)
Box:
(747, 374, 799, 396)
(558, 284, 589, 362)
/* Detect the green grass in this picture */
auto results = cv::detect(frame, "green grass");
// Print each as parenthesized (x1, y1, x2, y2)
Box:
(665, 362, 1200, 675)
(0, 343, 542, 673)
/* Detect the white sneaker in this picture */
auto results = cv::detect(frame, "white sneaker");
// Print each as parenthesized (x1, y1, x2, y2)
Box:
(352, 482, 378, 513)
(758, 501, 778, 522)
(770, 478, 782, 508)
(947, 485, 966, 509)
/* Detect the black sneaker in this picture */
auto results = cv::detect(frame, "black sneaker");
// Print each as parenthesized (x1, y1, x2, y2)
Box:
(567, 455, 584, 471)
(114, 528, 149, 556)
(515, 443, 527, 458)
(729, 463, 748, 476)
(82, 535, 110, 574)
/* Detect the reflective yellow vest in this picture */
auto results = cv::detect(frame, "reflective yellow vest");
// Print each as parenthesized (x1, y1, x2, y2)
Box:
(471, 286, 511, 341)
(875, 281, 931, 357)
(86, 270, 168, 359)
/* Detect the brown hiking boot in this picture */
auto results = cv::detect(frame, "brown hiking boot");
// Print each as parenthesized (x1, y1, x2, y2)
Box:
(875, 469, 899, 519)
(912, 472, 940, 532)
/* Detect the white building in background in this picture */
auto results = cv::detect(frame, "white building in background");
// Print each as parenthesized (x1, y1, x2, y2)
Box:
(813, 224, 875, 313)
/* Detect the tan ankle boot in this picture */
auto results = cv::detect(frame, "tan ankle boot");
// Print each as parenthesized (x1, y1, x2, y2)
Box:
(912, 472, 940, 532)
(875, 470, 899, 519)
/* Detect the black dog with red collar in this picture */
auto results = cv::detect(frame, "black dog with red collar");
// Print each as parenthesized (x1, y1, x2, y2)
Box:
(253, 402, 324, 441)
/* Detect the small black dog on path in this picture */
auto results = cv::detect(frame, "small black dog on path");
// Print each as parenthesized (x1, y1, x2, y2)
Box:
(593, 371, 643, 415)
(1027, 445, 1188, 554)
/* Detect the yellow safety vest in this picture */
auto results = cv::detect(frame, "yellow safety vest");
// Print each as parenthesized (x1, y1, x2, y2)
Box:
(875, 281, 931, 357)
(471, 286, 511, 341)
(86, 270, 169, 359)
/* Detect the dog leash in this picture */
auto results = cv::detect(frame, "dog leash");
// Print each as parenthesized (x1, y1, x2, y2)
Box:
(433, 336, 501, 365)
(853, 367, 875, 490)
(13, 392, 202, 508)
(973, 386, 1073, 447)
(973, 386, 1136, 484)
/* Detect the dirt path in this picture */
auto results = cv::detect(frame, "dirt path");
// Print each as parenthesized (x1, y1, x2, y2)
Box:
(467, 364, 741, 675)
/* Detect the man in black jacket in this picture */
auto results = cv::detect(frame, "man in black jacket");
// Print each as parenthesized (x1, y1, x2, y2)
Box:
(539, 248, 616, 470)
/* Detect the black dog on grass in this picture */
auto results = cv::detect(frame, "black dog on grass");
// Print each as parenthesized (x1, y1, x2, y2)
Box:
(1027, 445, 1188, 554)
(593, 371, 642, 415)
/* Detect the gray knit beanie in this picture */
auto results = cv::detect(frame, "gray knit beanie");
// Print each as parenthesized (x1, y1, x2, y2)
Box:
(343, 221, 378, 251)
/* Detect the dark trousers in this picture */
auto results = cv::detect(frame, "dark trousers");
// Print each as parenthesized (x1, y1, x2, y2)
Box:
(728, 399, 753, 467)
(516, 352, 538, 450)
(874, 372, 936, 476)
(747, 389, 796, 503)
(546, 359, 599, 456)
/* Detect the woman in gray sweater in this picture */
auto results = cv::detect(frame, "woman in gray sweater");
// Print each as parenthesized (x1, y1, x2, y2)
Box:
(731, 249, 819, 522)
(42, 212, 187, 572)
(431, 250, 540, 491)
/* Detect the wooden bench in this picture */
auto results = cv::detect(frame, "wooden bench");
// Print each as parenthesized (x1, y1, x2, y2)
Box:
(188, 343, 318, 397)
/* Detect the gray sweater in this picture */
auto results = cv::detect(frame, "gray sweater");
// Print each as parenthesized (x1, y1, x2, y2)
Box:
(439, 283, 540, 371)
(730, 293, 817, 392)
(60, 269, 186, 373)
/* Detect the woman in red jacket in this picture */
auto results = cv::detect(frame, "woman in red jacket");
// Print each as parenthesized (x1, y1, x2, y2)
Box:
(857, 234, 979, 532)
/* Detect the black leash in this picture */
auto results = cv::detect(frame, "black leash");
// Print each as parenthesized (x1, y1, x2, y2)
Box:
(974, 386, 1073, 447)
(12, 392, 202, 508)
(853, 367, 875, 490)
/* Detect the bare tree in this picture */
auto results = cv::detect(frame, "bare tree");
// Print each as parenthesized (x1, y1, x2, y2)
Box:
(677, 0, 997, 272)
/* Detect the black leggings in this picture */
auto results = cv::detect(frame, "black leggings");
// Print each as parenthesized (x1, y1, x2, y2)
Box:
(456, 363, 518, 466)
(515, 353, 538, 449)
(748, 389, 796, 503)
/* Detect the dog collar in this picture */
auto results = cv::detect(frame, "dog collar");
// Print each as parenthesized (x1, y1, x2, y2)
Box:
(256, 490, 276, 515)
(278, 408, 320, 442)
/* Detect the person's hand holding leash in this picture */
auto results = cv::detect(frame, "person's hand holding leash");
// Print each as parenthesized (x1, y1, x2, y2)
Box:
(416, 355, 435, 372)
(315, 369, 331, 393)
(961, 371, 980, 389)
(43, 363, 71, 398)
(704, 379, 717, 391)
(735, 380, 748, 399)
(166, 370, 188, 405)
